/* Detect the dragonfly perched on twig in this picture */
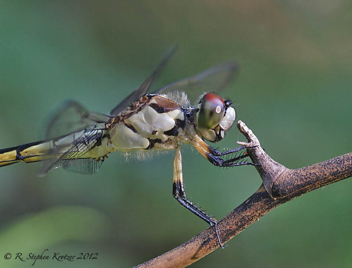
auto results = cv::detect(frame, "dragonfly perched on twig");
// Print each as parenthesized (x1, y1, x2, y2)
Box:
(0, 47, 253, 247)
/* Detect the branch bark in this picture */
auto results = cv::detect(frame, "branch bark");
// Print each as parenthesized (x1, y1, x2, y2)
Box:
(135, 120, 352, 268)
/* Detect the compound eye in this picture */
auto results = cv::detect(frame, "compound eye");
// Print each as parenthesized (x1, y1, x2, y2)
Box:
(198, 93, 225, 129)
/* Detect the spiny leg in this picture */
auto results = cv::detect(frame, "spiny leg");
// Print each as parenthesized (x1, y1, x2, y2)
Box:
(192, 135, 253, 167)
(172, 147, 224, 248)
(210, 145, 246, 156)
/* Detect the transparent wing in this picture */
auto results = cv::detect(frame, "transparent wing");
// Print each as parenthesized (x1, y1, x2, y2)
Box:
(62, 159, 103, 174)
(110, 45, 178, 116)
(39, 101, 110, 176)
(39, 128, 106, 176)
(45, 100, 110, 139)
(152, 61, 238, 104)
(41, 128, 105, 175)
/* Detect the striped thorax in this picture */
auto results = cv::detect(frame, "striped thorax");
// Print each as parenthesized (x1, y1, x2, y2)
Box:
(107, 92, 236, 154)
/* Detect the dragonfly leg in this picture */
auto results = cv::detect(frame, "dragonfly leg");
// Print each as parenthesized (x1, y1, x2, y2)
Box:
(210, 145, 246, 156)
(207, 150, 252, 167)
(173, 147, 225, 248)
(191, 135, 253, 167)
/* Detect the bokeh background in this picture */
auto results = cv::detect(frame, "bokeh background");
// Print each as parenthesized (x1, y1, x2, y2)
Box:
(1, 1, 352, 267)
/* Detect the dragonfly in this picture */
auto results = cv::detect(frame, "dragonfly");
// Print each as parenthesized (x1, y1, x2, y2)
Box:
(0, 47, 253, 248)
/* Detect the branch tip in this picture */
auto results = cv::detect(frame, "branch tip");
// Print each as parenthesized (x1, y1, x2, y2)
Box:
(237, 120, 288, 198)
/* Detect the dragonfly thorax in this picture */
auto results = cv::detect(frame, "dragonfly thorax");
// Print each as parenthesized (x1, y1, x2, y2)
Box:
(108, 94, 186, 152)
(195, 93, 236, 143)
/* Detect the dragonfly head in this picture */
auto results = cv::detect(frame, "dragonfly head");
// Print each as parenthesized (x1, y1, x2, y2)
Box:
(195, 93, 236, 143)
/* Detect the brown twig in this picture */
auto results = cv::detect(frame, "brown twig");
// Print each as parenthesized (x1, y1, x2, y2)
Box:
(135, 120, 352, 268)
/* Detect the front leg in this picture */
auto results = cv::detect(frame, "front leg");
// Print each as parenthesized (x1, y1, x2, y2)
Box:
(191, 134, 253, 167)
(172, 147, 224, 248)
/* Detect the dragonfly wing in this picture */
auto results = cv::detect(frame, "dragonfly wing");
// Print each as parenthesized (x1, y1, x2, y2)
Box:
(152, 61, 238, 104)
(39, 128, 105, 176)
(45, 100, 110, 139)
(62, 159, 103, 174)
(39, 100, 109, 176)
(110, 46, 178, 116)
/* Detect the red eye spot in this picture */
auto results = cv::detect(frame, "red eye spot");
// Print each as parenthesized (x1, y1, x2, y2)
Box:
(204, 93, 225, 106)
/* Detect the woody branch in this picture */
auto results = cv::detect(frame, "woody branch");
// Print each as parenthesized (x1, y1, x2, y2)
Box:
(136, 120, 352, 268)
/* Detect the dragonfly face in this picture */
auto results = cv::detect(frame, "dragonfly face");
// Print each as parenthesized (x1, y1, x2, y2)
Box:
(0, 47, 253, 248)
(196, 93, 236, 142)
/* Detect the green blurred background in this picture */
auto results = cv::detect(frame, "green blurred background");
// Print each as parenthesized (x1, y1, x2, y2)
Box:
(1, 1, 352, 267)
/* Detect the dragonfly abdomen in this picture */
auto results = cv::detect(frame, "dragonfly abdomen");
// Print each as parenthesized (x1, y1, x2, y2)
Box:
(0, 140, 57, 167)
(0, 129, 109, 169)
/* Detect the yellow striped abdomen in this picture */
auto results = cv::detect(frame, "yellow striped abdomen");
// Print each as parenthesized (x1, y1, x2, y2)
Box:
(0, 140, 60, 167)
